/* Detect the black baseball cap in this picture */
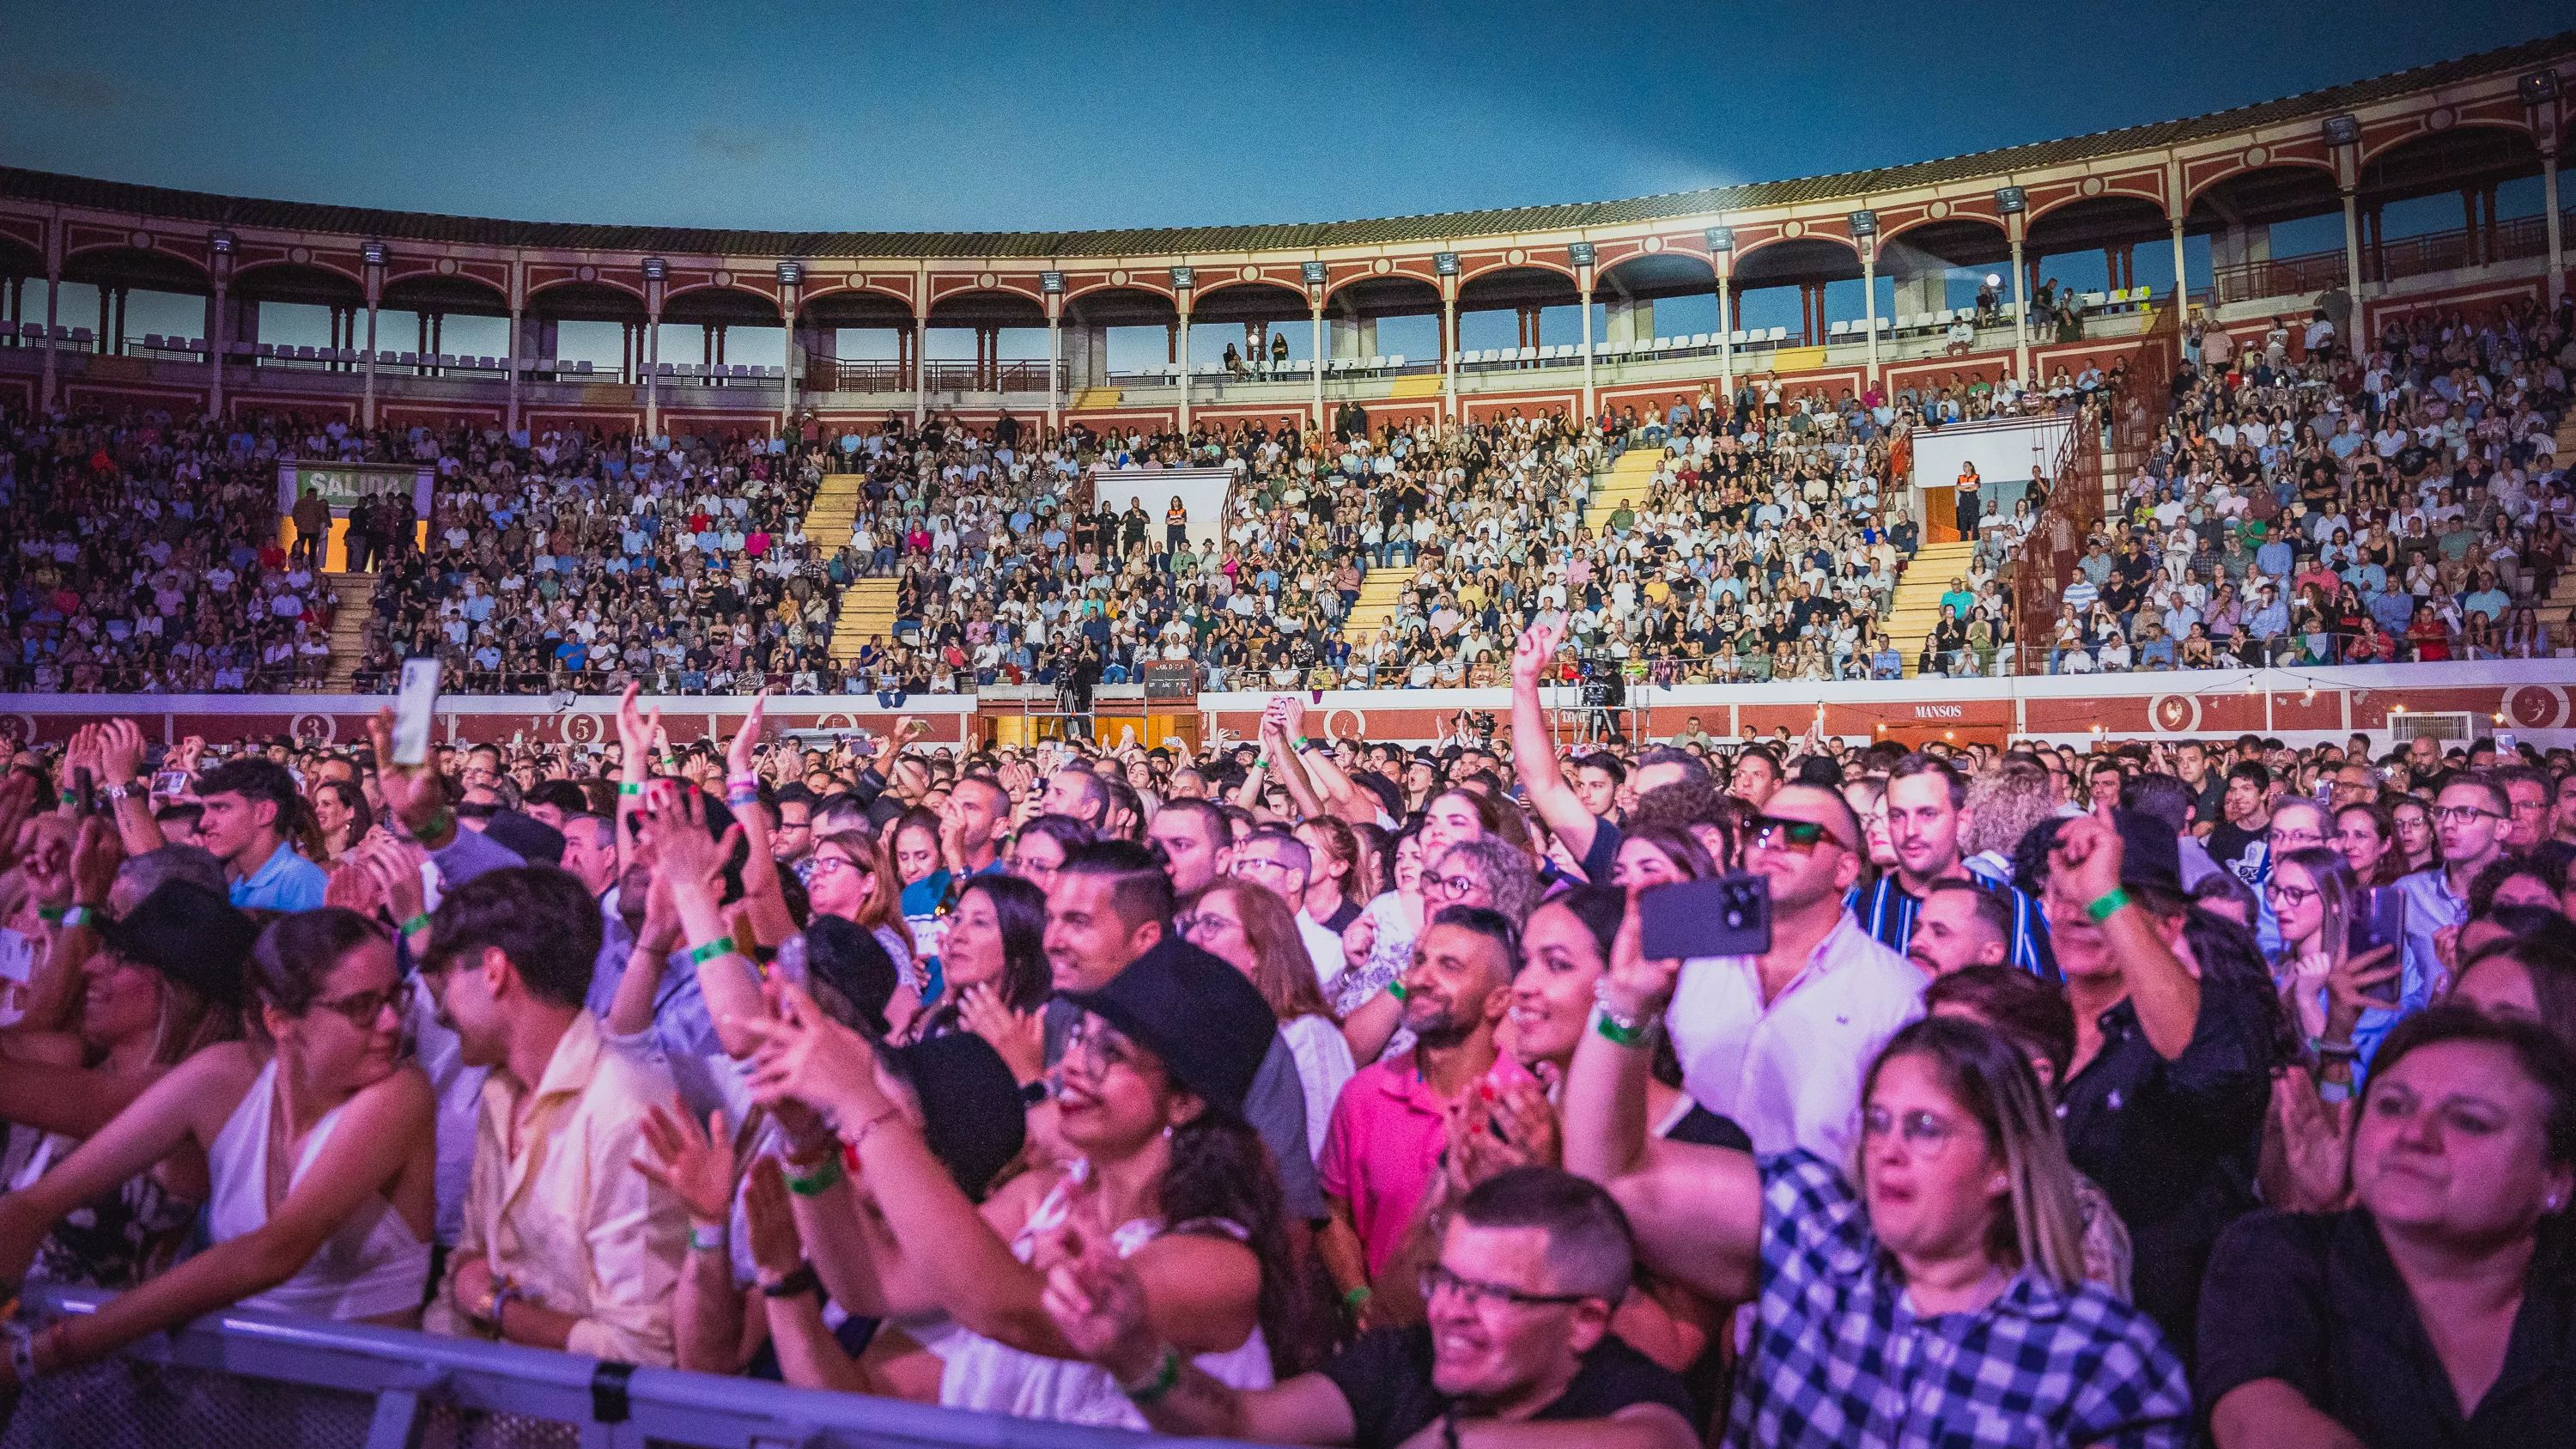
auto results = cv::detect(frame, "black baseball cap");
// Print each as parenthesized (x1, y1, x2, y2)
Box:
(2109, 807, 2183, 895)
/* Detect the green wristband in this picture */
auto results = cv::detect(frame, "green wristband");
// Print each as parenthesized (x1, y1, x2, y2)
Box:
(58, 906, 101, 930)
(687, 935, 738, 966)
(2086, 886, 2133, 924)
(1342, 1284, 1372, 1312)
(1595, 1010, 1650, 1047)
(34, 905, 64, 924)
(401, 913, 434, 938)
(1388, 981, 1407, 1002)
(618, 781, 644, 796)
(1121, 1345, 1184, 1406)
(783, 1154, 844, 1197)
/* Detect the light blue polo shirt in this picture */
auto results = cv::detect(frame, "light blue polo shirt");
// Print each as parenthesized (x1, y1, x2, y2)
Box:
(229, 841, 328, 913)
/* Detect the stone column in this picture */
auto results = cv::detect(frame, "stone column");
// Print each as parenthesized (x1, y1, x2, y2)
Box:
(1309, 296, 1325, 429)
(1860, 237, 1880, 384)
(1176, 291, 1194, 431)
(1578, 277, 1595, 419)
(2341, 188, 2364, 301)
(1047, 294, 1063, 434)
(2170, 218, 2189, 313)
(362, 259, 381, 428)
(2543, 140, 2565, 307)
(39, 218, 58, 410)
(2008, 228, 2030, 386)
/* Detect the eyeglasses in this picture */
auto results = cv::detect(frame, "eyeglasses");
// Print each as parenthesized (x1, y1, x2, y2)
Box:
(1424, 871, 1484, 899)
(2433, 806, 2507, 825)
(801, 855, 854, 881)
(2263, 881, 2318, 907)
(2267, 830, 2324, 849)
(1747, 815, 1836, 854)
(1861, 1105, 1968, 1153)
(1418, 1264, 1595, 1312)
(1174, 912, 1234, 941)
(310, 982, 410, 1030)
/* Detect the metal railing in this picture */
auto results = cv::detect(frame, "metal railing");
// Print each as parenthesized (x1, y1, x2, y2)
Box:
(11, 1284, 1255, 1449)
(2207, 247, 2348, 307)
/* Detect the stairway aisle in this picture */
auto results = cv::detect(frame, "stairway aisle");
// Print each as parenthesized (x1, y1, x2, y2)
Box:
(321, 572, 379, 689)
(1581, 447, 1662, 534)
(1880, 541, 1978, 678)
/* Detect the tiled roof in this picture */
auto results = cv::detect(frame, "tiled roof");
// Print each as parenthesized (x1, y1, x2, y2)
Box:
(5, 31, 2568, 259)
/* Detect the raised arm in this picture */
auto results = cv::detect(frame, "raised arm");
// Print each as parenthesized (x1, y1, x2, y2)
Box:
(614, 683, 662, 874)
(723, 693, 798, 952)
(2051, 815, 2199, 1061)
(14, 1063, 434, 1380)
(1559, 892, 1759, 1305)
(1507, 620, 1600, 861)
(646, 783, 769, 1058)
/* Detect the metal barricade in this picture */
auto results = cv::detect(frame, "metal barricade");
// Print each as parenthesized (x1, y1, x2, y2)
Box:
(11, 1286, 1267, 1449)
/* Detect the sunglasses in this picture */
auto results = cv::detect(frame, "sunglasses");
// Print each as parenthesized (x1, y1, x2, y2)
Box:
(1746, 815, 1837, 854)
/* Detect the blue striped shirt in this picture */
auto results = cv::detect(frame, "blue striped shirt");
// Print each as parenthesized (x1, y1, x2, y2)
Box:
(1856, 872, 2059, 981)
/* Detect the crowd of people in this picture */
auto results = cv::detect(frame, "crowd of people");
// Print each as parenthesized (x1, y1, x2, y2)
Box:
(2, 612, 2571, 1446)
(1, 294, 2568, 703)
(1, 407, 345, 693)
(2029, 298, 2573, 678)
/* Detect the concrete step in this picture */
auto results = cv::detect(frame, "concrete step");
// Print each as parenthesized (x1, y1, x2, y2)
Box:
(830, 577, 900, 661)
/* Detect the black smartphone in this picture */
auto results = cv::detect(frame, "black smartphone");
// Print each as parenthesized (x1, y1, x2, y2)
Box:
(2348, 886, 2407, 1004)
(1638, 873, 1773, 959)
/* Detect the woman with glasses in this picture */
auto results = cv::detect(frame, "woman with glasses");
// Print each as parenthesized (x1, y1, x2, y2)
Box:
(2265, 847, 2400, 1066)
(805, 830, 917, 995)
(1565, 996, 2190, 1446)
(1179, 880, 1352, 1162)
(1005, 813, 1098, 891)
(737, 947, 1327, 1428)
(0, 907, 438, 1389)
(1422, 838, 1542, 923)
(2391, 796, 2441, 876)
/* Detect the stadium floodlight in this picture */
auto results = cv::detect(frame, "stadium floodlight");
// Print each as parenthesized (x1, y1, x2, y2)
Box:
(1433, 253, 1460, 277)
(1566, 242, 1595, 267)
(1704, 227, 1735, 253)
(361, 240, 386, 267)
(2322, 114, 2360, 148)
(1170, 265, 1194, 289)
(776, 261, 803, 287)
(641, 257, 667, 281)
(1040, 271, 1066, 294)
(1986, 273, 2003, 289)
(1847, 210, 1877, 237)
(1993, 187, 2027, 215)
(208, 229, 234, 255)
(2521, 71, 2561, 105)
(1301, 261, 1327, 286)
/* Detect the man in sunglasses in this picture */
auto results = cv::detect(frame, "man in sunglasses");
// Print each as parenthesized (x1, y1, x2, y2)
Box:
(1663, 783, 1925, 1163)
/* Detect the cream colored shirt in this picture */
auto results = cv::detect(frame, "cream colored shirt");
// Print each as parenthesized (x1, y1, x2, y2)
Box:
(426, 1011, 687, 1364)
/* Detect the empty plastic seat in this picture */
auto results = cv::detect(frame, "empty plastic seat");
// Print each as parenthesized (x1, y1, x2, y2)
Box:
(2080, 292, 2105, 307)
(1386, 354, 1405, 368)
(398, 351, 418, 366)
(1828, 320, 1851, 338)
(732, 364, 750, 378)
(1684, 332, 1704, 347)
(187, 338, 206, 352)
(70, 327, 92, 344)
(143, 333, 165, 349)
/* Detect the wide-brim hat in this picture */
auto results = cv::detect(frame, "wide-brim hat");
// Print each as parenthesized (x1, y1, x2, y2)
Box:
(1059, 935, 1276, 1117)
(96, 880, 255, 1008)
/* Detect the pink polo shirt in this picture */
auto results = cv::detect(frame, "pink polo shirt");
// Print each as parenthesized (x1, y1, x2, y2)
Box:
(1319, 1056, 1447, 1278)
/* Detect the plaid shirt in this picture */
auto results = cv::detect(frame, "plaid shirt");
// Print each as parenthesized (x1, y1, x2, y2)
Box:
(1728, 1153, 2190, 1449)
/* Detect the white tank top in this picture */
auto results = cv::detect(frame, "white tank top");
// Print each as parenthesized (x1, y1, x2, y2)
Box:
(206, 1060, 430, 1320)
(939, 1164, 1273, 1427)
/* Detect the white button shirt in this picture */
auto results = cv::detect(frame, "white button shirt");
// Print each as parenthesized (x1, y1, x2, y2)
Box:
(1663, 913, 1927, 1162)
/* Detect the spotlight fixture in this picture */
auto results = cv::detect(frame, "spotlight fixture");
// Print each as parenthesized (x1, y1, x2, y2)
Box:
(1433, 253, 1460, 277)
(1566, 242, 1595, 267)
(1847, 210, 1878, 237)
(1040, 271, 1065, 294)
(1300, 262, 1327, 286)
(641, 257, 667, 282)
(1994, 187, 2027, 215)
(2322, 114, 2361, 148)
(1170, 266, 1194, 289)
(776, 261, 803, 287)
(361, 240, 386, 267)
(1704, 226, 1735, 253)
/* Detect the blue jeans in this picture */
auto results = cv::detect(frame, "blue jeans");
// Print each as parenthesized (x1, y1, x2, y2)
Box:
(875, 689, 907, 708)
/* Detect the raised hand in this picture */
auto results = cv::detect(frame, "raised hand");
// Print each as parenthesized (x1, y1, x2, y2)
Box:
(632, 1099, 742, 1227)
(2047, 813, 2125, 911)
(735, 983, 893, 1136)
(1510, 618, 1565, 689)
(957, 983, 1046, 1085)
(741, 1156, 807, 1281)
(364, 708, 449, 841)
(1601, 885, 1682, 1021)
(67, 816, 124, 910)
(95, 719, 147, 788)
(726, 691, 769, 781)
(1037, 1198, 1157, 1377)
(615, 681, 662, 766)
(643, 788, 742, 905)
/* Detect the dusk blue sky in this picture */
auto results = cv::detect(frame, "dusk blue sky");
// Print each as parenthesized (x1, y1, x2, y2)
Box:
(9, 3, 2566, 368)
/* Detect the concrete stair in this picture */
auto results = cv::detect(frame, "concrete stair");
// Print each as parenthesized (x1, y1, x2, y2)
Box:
(321, 572, 378, 688)
(832, 577, 898, 661)
(803, 469, 865, 550)
(1340, 566, 1413, 647)
(1582, 448, 1662, 534)
(1880, 541, 1979, 678)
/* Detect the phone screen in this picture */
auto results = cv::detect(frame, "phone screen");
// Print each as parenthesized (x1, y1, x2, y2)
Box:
(2348, 886, 2407, 1004)
(393, 658, 441, 766)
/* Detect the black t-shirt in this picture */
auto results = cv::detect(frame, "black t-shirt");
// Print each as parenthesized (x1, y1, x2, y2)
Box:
(2204, 822, 2268, 885)
(2197, 1209, 2576, 1447)
(1321, 1327, 1697, 1449)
